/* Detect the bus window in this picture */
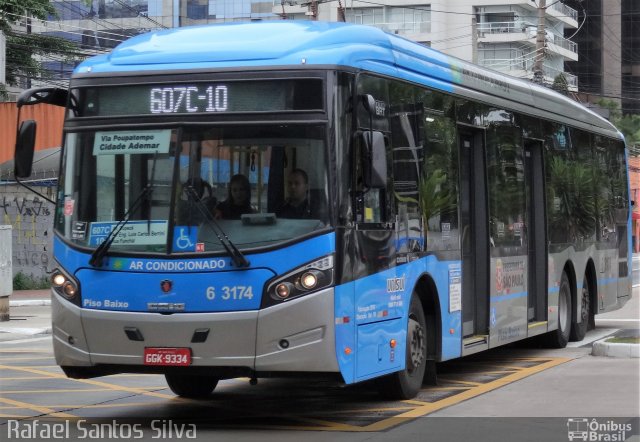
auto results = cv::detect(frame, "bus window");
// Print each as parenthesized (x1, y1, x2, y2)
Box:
(486, 112, 526, 255)
(355, 74, 392, 224)
(421, 92, 458, 252)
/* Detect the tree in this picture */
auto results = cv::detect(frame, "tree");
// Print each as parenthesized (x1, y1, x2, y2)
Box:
(0, 0, 80, 100)
(552, 73, 569, 96)
(595, 98, 640, 147)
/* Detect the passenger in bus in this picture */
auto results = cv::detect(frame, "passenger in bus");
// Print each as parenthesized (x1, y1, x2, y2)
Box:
(176, 177, 216, 224)
(214, 174, 254, 220)
(277, 168, 313, 219)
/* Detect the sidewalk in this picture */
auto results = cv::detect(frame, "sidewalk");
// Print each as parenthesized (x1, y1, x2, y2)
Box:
(0, 289, 52, 342)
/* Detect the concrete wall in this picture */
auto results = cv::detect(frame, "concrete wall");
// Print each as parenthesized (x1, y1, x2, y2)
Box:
(0, 225, 11, 296)
(0, 184, 55, 280)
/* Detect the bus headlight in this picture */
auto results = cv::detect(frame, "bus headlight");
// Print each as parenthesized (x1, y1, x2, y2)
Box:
(275, 282, 293, 299)
(51, 272, 66, 287)
(263, 255, 334, 307)
(50, 268, 81, 305)
(300, 270, 321, 290)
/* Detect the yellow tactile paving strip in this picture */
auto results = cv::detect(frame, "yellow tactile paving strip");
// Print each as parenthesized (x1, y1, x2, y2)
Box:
(0, 347, 571, 431)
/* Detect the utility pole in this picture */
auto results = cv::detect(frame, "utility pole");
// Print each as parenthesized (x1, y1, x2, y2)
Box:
(532, 0, 546, 85)
(308, 0, 318, 20)
(471, 17, 478, 63)
(26, 14, 31, 89)
(337, 0, 346, 22)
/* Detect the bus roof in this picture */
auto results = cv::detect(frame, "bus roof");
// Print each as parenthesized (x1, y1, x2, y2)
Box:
(74, 21, 621, 140)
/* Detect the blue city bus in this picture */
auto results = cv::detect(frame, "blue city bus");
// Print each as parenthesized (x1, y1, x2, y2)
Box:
(14, 21, 631, 399)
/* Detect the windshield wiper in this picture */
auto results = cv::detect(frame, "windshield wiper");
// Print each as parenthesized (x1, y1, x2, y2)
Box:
(88, 184, 154, 267)
(89, 154, 158, 267)
(183, 185, 250, 268)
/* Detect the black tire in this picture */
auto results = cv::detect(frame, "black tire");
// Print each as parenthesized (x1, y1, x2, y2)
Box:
(545, 271, 572, 348)
(570, 274, 591, 342)
(165, 374, 218, 398)
(377, 295, 427, 400)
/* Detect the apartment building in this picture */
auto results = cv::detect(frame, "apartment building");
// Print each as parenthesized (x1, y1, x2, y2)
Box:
(565, 0, 640, 114)
(278, 0, 579, 89)
(9, 1, 580, 91)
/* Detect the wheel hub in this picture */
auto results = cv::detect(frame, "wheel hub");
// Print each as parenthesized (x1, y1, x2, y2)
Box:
(408, 318, 425, 371)
(581, 285, 589, 322)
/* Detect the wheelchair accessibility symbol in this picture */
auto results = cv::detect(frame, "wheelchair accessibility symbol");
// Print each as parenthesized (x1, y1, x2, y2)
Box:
(173, 226, 197, 252)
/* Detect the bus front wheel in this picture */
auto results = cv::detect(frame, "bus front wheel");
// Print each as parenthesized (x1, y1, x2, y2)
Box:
(376, 295, 427, 400)
(165, 374, 218, 398)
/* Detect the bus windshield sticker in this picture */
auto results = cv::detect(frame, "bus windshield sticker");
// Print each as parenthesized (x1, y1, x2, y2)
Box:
(448, 264, 462, 312)
(172, 226, 198, 253)
(89, 220, 168, 246)
(64, 199, 75, 216)
(93, 129, 171, 156)
(71, 221, 87, 240)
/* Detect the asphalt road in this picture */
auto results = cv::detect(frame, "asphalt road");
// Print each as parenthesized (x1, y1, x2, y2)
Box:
(1, 286, 638, 442)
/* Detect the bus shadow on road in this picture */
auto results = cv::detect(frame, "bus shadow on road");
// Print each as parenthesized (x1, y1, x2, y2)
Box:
(0, 350, 569, 432)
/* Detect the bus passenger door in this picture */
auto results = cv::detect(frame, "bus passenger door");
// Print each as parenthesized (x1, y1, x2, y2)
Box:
(524, 139, 547, 326)
(459, 129, 489, 344)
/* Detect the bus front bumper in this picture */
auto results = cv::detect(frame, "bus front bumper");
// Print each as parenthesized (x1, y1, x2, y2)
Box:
(51, 287, 339, 376)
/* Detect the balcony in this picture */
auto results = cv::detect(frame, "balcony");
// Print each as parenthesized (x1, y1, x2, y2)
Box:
(479, 57, 578, 90)
(478, 21, 578, 60)
(370, 21, 431, 35)
(477, 21, 532, 35)
(547, 1, 578, 23)
(549, 32, 577, 54)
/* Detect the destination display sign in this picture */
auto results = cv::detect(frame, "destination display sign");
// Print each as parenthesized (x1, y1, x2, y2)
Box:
(93, 129, 171, 155)
(75, 79, 323, 117)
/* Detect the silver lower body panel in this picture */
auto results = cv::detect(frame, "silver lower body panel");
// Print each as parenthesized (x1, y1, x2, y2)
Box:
(52, 287, 339, 375)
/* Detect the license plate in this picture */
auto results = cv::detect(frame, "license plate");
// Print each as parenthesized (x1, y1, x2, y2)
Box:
(143, 347, 192, 366)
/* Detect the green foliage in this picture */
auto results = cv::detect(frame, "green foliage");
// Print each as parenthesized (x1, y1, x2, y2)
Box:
(0, 0, 81, 97)
(547, 156, 597, 241)
(12, 272, 50, 290)
(420, 108, 458, 225)
(595, 99, 640, 147)
(0, 0, 57, 33)
(615, 114, 640, 147)
(419, 168, 454, 222)
(552, 73, 569, 95)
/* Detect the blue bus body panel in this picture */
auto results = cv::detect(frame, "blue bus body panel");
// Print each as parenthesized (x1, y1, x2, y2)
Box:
(335, 255, 462, 384)
(73, 21, 620, 139)
(74, 22, 455, 93)
(75, 22, 396, 74)
(54, 232, 335, 313)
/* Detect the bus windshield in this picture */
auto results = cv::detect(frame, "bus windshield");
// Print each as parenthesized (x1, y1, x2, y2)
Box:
(55, 124, 330, 255)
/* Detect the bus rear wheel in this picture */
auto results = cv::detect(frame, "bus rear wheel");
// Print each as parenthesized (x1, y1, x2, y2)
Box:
(570, 275, 591, 342)
(165, 374, 218, 398)
(376, 295, 427, 400)
(545, 271, 572, 348)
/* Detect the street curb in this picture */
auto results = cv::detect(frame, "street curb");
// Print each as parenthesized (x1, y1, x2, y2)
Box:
(0, 327, 52, 341)
(9, 300, 51, 307)
(592, 339, 640, 358)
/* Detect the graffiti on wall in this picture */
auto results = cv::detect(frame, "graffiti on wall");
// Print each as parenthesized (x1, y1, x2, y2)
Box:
(1, 193, 54, 278)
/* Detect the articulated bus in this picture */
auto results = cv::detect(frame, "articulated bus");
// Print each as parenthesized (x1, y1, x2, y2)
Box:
(14, 21, 631, 399)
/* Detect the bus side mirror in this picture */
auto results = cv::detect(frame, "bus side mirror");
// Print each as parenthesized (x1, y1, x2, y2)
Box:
(14, 120, 37, 179)
(362, 130, 387, 189)
(361, 94, 376, 115)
